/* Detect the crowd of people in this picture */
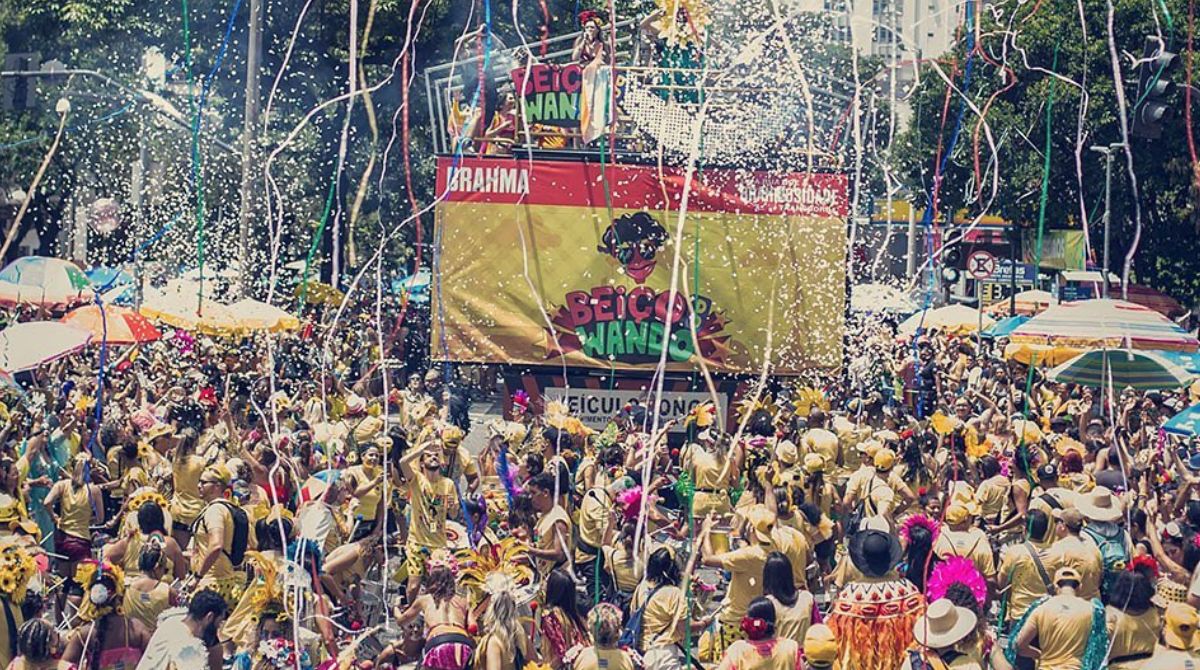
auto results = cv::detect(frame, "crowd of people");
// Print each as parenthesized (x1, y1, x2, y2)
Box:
(0, 306, 1196, 670)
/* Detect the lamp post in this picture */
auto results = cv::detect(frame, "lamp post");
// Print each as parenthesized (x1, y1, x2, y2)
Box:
(1089, 142, 1125, 299)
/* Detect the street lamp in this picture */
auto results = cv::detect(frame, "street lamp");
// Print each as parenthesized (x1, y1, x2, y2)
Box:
(1088, 143, 1126, 299)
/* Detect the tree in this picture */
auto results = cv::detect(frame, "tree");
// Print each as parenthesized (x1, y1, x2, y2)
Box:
(893, 0, 1200, 307)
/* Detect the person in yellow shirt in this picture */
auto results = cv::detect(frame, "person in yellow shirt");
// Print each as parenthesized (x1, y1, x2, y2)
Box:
(191, 464, 251, 608)
(800, 411, 840, 478)
(1104, 561, 1160, 670)
(344, 443, 384, 540)
(683, 437, 738, 517)
(934, 501, 996, 582)
(997, 509, 1056, 631)
(1012, 567, 1106, 670)
(526, 472, 573, 580)
(574, 476, 624, 603)
(572, 603, 634, 670)
(716, 597, 803, 670)
(1046, 508, 1104, 601)
(700, 506, 776, 661)
(43, 454, 104, 586)
(1144, 603, 1200, 669)
(398, 438, 458, 604)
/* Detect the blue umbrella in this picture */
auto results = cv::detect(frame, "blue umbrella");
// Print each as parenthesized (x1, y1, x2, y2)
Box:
(85, 266, 136, 305)
(1165, 402, 1200, 437)
(1152, 349, 1200, 374)
(980, 315, 1030, 339)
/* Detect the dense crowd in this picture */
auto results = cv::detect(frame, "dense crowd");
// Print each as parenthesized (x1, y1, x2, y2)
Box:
(0, 306, 1196, 670)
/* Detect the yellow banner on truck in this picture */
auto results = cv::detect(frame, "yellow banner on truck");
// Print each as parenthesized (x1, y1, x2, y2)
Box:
(431, 156, 850, 375)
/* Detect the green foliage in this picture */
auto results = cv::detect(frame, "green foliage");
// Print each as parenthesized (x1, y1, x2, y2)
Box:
(893, 0, 1200, 306)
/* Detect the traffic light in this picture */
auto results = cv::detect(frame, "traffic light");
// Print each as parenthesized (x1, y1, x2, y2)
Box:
(1132, 36, 1178, 139)
(2, 53, 41, 111)
(940, 227, 963, 283)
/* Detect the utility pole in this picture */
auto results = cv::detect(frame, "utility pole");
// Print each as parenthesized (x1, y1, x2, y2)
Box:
(237, 0, 262, 298)
(1089, 143, 1124, 299)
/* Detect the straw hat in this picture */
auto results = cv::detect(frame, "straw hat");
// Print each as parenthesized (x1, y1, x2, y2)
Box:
(1075, 486, 1123, 523)
(776, 441, 799, 466)
(803, 453, 826, 475)
(912, 598, 977, 649)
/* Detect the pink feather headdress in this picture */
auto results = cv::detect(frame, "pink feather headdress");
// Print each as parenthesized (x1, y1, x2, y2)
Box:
(616, 486, 644, 521)
(926, 556, 987, 608)
(899, 514, 940, 545)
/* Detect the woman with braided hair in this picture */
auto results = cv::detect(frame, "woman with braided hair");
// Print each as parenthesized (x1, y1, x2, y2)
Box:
(103, 498, 186, 583)
(125, 540, 178, 633)
(61, 561, 150, 670)
(10, 618, 65, 670)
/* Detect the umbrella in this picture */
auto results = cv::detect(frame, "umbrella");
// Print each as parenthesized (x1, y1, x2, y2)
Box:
(851, 283, 917, 314)
(293, 280, 345, 306)
(897, 305, 995, 336)
(1153, 349, 1200, 374)
(1004, 299, 1200, 365)
(61, 305, 161, 344)
(1165, 402, 1200, 437)
(227, 299, 300, 332)
(140, 290, 244, 336)
(1048, 349, 1195, 390)
(980, 315, 1030, 339)
(1122, 284, 1186, 319)
(985, 289, 1055, 316)
(0, 257, 93, 308)
(86, 267, 137, 306)
(0, 321, 91, 372)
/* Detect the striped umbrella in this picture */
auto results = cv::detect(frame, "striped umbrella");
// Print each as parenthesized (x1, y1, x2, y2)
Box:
(1048, 349, 1195, 390)
(0, 257, 93, 308)
(62, 305, 161, 344)
(1005, 299, 1199, 364)
(1164, 402, 1200, 437)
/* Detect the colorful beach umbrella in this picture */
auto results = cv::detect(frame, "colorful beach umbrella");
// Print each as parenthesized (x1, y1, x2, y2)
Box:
(1165, 402, 1200, 437)
(0, 257, 93, 308)
(61, 305, 161, 344)
(1048, 349, 1195, 390)
(985, 289, 1055, 316)
(1153, 349, 1200, 374)
(1004, 299, 1199, 365)
(980, 315, 1030, 339)
(0, 321, 91, 372)
(227, 299, 300, 332)
(897, 304, 995, 336)
(85, 267, 136, 305)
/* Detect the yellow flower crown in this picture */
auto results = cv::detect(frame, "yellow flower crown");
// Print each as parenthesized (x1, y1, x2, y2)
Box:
(127, 490, 169, 514)
(684, 402, 716, 429)
(74, 560, 126, 621)
(0, 542, 36, 604)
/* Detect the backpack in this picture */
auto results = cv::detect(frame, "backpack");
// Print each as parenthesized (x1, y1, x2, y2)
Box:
(1082, 523, 1129, 595)
(618, 584, 663, 649)
(195, 500, 251, 568)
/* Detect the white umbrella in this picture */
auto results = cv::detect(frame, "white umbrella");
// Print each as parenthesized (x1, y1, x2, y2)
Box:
(227, 298, 301, 332)
(0, 321, 91, 372)
(897, 304, 996, 336)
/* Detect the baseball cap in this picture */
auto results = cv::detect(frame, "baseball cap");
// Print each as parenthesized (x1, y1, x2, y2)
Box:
(803, 624, 839, 667)
(874, 448, 897, 472)
(1052, 507, 1084, 531)
(1036, 464, 1057, 480)
(1054, 566, 1082, 586)
(1164, 603, 1199, 650)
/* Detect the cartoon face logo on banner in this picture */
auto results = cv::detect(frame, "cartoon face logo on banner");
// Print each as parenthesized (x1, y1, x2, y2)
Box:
(597, 212, 668, 284)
